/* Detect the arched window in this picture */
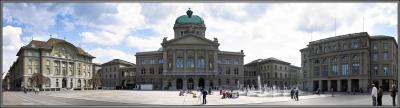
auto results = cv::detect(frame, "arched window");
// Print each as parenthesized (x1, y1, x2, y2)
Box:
(342, 56, 348, 62)
(46, 78, 51, 87)
(331, 57, 337, 63)
(323, 58, 328, 64)
(352, 55, 359, 61)
(78, 79, 81, 87)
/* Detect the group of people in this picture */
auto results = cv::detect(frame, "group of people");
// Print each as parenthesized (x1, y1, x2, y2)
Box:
(290, 87, 299, 101)
(220, 89, 239, 99)
(371, 84, 397, 106)
(23, 87, 40, 94)
(178, 88, 209, 105)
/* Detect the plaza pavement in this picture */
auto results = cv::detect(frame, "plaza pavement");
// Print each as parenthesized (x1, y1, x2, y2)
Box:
(2, 90, 398, 106)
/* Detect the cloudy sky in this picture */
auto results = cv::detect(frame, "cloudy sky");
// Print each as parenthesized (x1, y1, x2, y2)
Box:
(2, 3, 397, 74)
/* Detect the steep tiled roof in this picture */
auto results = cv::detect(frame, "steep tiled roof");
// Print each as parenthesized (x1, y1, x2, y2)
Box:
(17, 38, 94, 58)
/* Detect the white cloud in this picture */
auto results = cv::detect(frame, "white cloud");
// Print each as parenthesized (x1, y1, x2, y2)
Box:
(88, 48, 135, 64)
(2, 26, 24, 74)
(79, 31, 123, 46)
(125, 36, 163, 52)
(77, 3, 146, 46)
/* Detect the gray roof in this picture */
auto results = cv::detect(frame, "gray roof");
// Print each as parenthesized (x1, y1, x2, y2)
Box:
(245, 57, 290, 66)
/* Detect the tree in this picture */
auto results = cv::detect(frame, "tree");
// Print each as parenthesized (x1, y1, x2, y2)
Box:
(31, 73, 45, 89)
(91, 73, 102, 89)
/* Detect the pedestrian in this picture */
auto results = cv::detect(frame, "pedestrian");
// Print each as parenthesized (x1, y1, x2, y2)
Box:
(295, 88, 299, 101)
(290, 88, 294, 99)
(202, 89, 208, 104)
(390, 84, 397, 106)
(331, 88, 334, 97)
(371, 84, 378, 106)
(377, 86, 383, 106)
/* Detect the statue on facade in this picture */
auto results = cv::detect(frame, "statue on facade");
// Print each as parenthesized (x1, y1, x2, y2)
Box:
(213, 37, 218, 42)
(163, 37, 167, 42)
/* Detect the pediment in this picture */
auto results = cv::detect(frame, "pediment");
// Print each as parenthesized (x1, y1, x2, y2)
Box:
(166, 35, 216, 45)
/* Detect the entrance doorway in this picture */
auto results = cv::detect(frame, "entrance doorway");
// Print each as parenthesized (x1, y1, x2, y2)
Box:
(382, 79, 389, 91)
(341, 80, 348, 92)
(331, 80, 337, 92)
(62, 78, 67, 88)
(322, 80, 328, 92)
(198, 78, 205, 89)
(313, 80, 319, 91)
(176, 78, 183, 89)
(351, 79, 359, 92)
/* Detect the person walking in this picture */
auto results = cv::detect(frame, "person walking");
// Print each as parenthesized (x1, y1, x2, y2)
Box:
(390, 84, 397, 106)
(331, 88, 334, 97)
(295, 88, 299, 101)
(23, 87, 27, 94)
(371, 84, 378, 106)
(202, 89, 208, 104)
(290, 88, 295, 99)
(377, 86, 383, 106)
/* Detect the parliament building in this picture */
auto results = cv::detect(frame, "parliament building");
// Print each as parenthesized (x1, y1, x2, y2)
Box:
(135, 9, 245, 90)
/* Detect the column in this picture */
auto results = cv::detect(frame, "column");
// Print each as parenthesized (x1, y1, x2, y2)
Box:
(348, 79, 351, 92)
(172, 78, 176, 90)
(327, 80, 331, 92)
(183, 78, 187, 90)
(183, 49, 187, 72)
(172, 50, 176, 72)
(163, 50, 167, 73)
(194, 78, 198, 89)
(205, 50, 209, 72)
(214, 51, 218, 73)
(359, 79, 365, 93)
(318, 80, 322, 91)
(337, 80, 341, 92)
(163, 80, 168, 90)
(194, 50, 198, 72)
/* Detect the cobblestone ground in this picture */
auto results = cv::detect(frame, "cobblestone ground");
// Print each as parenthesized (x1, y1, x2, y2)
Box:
(2, 90, 398, 106)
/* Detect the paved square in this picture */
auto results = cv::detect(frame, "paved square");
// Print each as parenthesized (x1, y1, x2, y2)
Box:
(2, 90, 398, 106)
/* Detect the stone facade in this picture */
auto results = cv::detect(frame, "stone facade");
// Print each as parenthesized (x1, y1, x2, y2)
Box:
(7, 38, 95, 91)
(244, 58, 301, 89)
(135, 9, 245, 90)
(100, 59, 135, 89)
(300, 32, 398, 92)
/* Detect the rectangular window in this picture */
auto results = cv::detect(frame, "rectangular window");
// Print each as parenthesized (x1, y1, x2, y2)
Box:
(47, 68, 51, 75)
(383, 43, 389, 50)
(322, 65, 328, 77)
(314, 66, 320, 77)
(352, 63, 360, 75)
(186, 58, 194, 68)
(384, 66, 389, 76)
(226, 68, 230, 75)
(332, 64, 338, 76)
(28, 68, 32, 74)
(176, 58, 184, 68)
(341, 64, 348, 76)
(383, 52, 388, 61)
(373, 53, 378, 61)
(373, 66, 378, 75)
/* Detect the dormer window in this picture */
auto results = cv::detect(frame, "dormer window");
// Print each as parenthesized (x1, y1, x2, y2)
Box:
(181, 31, 184, 36)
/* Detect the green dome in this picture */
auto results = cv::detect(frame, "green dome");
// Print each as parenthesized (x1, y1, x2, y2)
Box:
(175, 15, 204, 24)
(175, 9, 204, 25)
